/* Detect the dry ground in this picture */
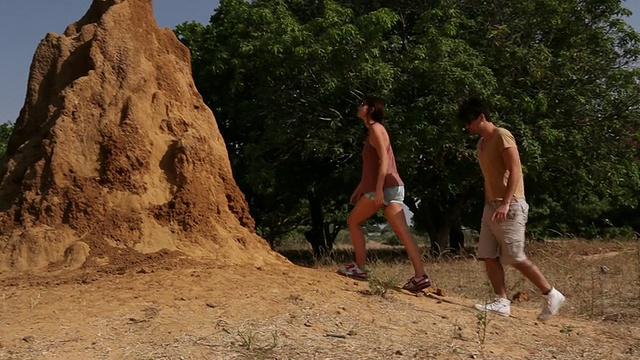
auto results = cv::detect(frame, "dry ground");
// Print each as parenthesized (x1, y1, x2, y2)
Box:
(1, 240, 639, 360)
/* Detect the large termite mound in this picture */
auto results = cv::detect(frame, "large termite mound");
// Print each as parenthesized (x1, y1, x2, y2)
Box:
(0, 0, 280, 273)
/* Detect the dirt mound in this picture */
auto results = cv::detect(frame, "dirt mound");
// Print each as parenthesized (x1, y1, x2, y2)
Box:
(0, 0, 282, 273)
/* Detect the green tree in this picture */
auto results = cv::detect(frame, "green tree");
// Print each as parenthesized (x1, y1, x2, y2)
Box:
(381, 2, 495, 253)
(339, 0, 640, 247)
(177, 0, 640, 256)
(454, 0, 640, 237)
(176, 0, 401, 254)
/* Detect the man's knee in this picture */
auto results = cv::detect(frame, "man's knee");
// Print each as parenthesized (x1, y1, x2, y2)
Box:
(479, 257, 500, 264)
(511, 258, 533, 270)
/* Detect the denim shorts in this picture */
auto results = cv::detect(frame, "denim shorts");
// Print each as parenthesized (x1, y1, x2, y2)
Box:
(363, 186, 405, 205)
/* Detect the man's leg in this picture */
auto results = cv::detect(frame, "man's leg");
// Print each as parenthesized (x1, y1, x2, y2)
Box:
(512, 260, 551, 294)
(498, 201, 551, 293)
(511, 257, 564, 320)
(478, 204, 507, 297)
(484, 258, 507, 298)
(499, 201, 565, 320)
(475, 204, 511, 316)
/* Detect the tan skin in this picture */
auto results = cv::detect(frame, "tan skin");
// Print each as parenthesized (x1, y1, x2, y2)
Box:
(347, 103, 426, 277)
(466, 115, 552, 296)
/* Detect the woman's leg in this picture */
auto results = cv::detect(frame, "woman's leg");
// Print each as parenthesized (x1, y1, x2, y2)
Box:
(383, 202, 425, 276)
(347, 197, 382, 268)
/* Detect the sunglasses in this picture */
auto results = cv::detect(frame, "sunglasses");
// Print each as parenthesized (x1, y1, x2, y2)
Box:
(465, 113, 482, 125)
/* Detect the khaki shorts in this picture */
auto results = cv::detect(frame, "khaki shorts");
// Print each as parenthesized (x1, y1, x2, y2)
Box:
(477, 199, 529, 265)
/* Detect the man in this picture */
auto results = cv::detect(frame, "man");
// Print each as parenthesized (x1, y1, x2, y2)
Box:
(458, 97, 565, 320)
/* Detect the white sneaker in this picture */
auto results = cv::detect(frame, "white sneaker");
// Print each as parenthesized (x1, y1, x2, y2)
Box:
(538, 288, 565, 321)
(475, 297, 511, 317)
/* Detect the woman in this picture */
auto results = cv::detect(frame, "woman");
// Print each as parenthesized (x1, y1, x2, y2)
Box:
(337, 96, 431, 292)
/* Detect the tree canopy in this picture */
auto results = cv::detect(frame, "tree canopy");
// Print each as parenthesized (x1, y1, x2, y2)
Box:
(176, 0, 640, 253)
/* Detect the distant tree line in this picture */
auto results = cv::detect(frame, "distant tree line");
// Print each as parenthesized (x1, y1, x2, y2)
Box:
(0, 2, 636, 258)
(81, 0, 636, 255)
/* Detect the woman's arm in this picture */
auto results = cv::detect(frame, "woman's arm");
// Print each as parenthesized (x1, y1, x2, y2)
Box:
(368, 123, 390, 205)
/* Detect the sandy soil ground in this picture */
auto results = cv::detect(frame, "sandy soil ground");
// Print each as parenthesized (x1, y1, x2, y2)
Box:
(1, 256, 638, 360)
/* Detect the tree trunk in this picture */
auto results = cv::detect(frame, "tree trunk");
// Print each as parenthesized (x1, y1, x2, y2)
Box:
(413, 197, 467, 256)
(426, 224, 452, 256)
(449, 216, 465, 254)
(304, 195, 340, 256)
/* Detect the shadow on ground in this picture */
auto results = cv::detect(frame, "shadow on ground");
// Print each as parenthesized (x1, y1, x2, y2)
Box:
(276, 246, 478, 268)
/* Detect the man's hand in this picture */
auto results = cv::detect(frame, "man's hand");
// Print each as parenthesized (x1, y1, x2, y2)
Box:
(491, 202, 510, 222)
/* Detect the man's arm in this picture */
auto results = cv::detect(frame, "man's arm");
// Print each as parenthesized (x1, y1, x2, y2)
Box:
(491, 145, 522, 222)
(484, 181, 489, 203)
(501, 146, 522, 205)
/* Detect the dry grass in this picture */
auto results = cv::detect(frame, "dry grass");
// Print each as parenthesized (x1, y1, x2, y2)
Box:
(304, 238, 640, 358)
(281, 235, 640, 325)
(280, 237, 640, 358)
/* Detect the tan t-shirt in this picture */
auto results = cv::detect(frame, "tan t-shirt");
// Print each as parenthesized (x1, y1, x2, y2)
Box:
(478, 127, 525, 201)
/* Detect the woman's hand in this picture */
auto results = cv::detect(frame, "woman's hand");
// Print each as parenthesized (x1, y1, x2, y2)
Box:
(350, 189, 362, 205)
(374, 188, 384, 206)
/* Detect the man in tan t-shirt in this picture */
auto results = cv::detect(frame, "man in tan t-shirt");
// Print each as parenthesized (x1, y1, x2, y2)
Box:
(458, 97, 565, 320)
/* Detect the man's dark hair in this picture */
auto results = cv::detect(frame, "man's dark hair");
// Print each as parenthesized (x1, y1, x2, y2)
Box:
(458, 97, 491, 124)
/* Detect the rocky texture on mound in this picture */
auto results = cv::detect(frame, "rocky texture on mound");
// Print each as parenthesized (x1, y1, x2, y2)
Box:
(0, 0, 279, 272)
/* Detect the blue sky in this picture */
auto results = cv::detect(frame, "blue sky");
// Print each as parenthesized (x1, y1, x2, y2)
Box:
(1, 0, 639, 123)
(0, 0, 219, 123)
